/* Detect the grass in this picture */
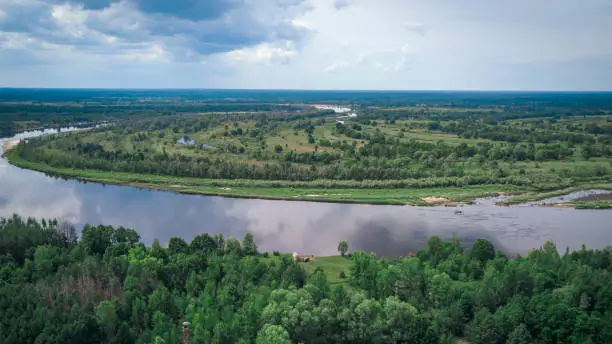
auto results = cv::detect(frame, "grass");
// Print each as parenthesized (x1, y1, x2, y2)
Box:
(5, 146, 528, 205)
(574, 201, 612, 209)
(261, 255, 351, 284)
(572, 193, 612, 209)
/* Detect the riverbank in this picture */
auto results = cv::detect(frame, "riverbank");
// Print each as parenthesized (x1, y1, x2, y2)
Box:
(6, 145, 612, 207)
(574, 193, 612, 209)
(499, 185, 612, 208)
(0, 139, 20, 153)
(5, 146, 529, 205)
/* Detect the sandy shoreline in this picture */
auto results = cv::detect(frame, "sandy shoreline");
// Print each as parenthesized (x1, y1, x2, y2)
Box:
(1, 139, 20, 153)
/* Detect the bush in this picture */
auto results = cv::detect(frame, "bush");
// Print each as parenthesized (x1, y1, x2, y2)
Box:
(339, 271, 347, 279)
(273, 251, 280, 256)
(262, 252, 269, 258)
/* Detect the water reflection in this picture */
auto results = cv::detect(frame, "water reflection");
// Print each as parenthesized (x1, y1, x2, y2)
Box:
(2, 134, 612, 257)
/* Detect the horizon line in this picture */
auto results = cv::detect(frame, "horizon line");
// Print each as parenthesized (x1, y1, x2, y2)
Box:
(1, 87, 612, 93)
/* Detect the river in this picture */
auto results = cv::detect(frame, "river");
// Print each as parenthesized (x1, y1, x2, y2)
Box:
(1, 129, 611, 257)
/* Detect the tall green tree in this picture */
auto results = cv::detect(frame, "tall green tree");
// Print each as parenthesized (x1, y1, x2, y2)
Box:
(96, 301, 118, 343)
(242, 233, 258, 256)
(338, 240, 349, 257)
(256, 325, 291, 344)
(506, 324, 533, 344)
(470, 239, 496, 264)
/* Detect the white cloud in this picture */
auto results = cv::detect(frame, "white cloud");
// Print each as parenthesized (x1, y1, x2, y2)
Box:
(291, 19, 312, 30)
(324, 45, 411, 74)
(1, 0, 612, 89)
(324, 62, 343, 73)
(51, 4, 88, 38)
(120, 43, 170, 63)
(226, 41, 297, 66)
(0, 32, 35, 49)
(323, 51, 371, 73)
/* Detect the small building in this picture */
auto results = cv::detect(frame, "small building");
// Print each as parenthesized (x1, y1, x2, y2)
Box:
(336, 120, 345, 125)
(292, 252, 316, 262)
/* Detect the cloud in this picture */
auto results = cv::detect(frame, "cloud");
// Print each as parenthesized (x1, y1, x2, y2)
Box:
(403, 21, 426, 36)
(325, 45, 411, 74)
(291, 19, 313, 30)
(120, 43, 170, 62)
(0, 0, 314, 63)
(41, 0, 239, 19)
(227, 41, 297, 66)
(324, 51, 369, 73)
(333, 0, 353, 10)
(324, 63, 340, 73)
(2, 0, 612, 89)
(133, 0, 238, 21)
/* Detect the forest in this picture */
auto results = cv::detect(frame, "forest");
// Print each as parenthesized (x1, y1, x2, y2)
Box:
(2, 90, 612, 206)
(1, 214, 612, 344)
(7, 100, 612, 205)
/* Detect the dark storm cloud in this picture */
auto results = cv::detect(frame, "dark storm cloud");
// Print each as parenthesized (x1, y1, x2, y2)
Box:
(41, 0, 241, 19)
(0, 1, 54, 34)
(0, 0, 312, 60)
(135, 0, 241, 21)
(76, 0, 115, 10)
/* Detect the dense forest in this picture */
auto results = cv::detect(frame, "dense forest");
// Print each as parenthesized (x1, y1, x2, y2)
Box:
(1, 214, 612, 343)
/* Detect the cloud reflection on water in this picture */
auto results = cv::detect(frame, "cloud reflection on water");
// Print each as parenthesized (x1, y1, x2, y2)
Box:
(1, 145, 612, 256)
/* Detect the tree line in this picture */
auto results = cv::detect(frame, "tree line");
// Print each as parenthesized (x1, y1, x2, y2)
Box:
(15, 112, 612, 187)
(2, 214, 612, 343)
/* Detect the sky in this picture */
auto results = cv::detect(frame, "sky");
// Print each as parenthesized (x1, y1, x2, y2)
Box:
(0, 0, 611, 90)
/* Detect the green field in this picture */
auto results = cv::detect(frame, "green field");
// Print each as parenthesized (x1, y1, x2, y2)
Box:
(261, 255, 352, 284)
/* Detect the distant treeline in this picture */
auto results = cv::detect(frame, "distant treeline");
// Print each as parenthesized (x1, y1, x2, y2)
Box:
(2, 88, 612, 107)
(0, 100, 311, 138)
(2, 89, 612, 138)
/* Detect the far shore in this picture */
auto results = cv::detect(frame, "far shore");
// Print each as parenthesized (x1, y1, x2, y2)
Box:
(4, 144, 612, 209)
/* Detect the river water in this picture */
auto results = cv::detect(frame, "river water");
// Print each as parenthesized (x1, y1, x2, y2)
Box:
(1, 130, 611, 257)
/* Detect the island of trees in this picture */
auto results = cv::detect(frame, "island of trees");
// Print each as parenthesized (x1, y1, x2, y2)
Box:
(1, 214, 612, 343)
